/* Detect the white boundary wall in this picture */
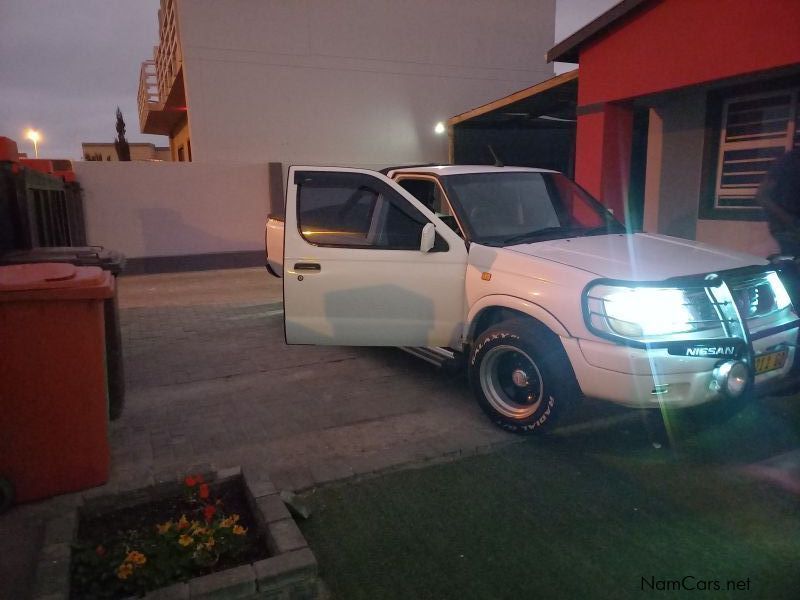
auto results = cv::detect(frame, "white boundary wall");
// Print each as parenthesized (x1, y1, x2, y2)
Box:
(74, 162, 270, 258)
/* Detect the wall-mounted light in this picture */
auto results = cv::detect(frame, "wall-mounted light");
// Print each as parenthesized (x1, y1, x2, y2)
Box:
(434, 122, 446, 135)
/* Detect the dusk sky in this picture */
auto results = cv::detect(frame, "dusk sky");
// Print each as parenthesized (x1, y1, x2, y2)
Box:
(1, 0, 616, 160)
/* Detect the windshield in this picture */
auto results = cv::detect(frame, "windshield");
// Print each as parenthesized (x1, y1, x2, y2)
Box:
(440, 171, 626, 246)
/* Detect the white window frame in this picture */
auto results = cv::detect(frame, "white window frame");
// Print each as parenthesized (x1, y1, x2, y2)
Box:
(393, 175, 467, 238)
(714, 88, 798, 210)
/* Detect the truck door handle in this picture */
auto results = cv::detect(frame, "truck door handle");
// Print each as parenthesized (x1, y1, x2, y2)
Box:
(294, 262, 321, 272)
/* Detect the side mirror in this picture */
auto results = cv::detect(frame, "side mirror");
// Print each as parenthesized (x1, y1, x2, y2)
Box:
(420, 223, 436, 253)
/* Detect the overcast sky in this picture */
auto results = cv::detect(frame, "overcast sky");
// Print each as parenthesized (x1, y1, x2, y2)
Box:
(0, 0, 162, 159)
(555, 0, 618, 73)
(0, 0, 617, 160)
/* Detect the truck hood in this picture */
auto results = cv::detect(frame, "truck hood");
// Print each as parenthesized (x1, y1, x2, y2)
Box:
(506, 233, 767, 281)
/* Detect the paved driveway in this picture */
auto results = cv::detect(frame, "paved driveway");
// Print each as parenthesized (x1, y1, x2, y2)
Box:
(114, 268, 523, 492)
(0, 267, 542, 597)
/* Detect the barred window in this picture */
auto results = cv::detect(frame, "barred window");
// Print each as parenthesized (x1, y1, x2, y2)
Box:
(715, 89, 799, 209)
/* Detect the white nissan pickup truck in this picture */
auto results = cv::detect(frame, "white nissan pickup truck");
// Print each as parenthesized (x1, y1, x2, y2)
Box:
(265, 165, 799, 433)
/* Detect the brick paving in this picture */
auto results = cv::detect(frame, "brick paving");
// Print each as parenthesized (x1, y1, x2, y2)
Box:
(114, 299, 506, 487)
(0, 267, 521, 598)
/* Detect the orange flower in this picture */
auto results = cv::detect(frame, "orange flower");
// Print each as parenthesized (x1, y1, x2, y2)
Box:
(126, 551, 147, 566)
(177, 514, 189, 530)
(156, 521, 173, 534)
(199, 483, 210, 499)
(219, 514, 239, 528)
(203, 504, 217, 523)
(178, 534, 193, 547)
(232, 525, 247, 536)
(116, 562, 134, 580)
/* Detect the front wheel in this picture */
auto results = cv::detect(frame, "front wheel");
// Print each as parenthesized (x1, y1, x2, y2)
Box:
(469, 323, 580, 434)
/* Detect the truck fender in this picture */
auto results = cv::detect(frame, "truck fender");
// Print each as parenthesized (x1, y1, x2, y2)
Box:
(465, 295, 572, 342)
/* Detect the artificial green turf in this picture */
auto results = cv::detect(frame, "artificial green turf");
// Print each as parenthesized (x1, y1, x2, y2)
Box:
(299, 398, 800, 600)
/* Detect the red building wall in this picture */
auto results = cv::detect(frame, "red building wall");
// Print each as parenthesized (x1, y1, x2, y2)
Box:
(578, 0, 800, 106)
(573, 0, 800, 216)
(575, 105, 633, 218)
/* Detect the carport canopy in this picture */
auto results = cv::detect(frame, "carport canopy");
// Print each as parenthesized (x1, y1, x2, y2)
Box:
(447, 70, 578, 174)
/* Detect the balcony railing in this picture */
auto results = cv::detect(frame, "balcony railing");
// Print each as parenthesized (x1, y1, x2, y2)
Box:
(137, 60, 161, 128)
(137, 0, 185, 135)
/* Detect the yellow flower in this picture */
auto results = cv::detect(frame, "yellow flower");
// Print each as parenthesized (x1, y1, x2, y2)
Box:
(156, 521, 173, 534)
(126, 551, 147, 566)
(232, 525, 247, 536)
(220, 514, 241, 528)
(205, 538, 216, 549)
(178, 534, 194, 547)
(116, 562, 134, 580)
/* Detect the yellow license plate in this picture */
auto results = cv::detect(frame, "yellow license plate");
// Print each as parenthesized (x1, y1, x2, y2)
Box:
(754, 350, 789, 375)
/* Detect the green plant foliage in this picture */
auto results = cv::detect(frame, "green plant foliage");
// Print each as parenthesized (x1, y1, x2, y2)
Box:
(71, 475, 249, 599)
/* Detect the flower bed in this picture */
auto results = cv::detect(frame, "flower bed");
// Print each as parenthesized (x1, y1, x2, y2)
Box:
(71, 474, 266, 598)
(30, 466, 321, 600)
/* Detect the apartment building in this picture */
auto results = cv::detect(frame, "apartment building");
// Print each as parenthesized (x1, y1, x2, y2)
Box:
(137, 0, 557, 167)
(82, 142, 171, 162)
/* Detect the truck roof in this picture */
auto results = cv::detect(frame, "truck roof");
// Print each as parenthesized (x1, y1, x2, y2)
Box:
(385, 165, 556, 177)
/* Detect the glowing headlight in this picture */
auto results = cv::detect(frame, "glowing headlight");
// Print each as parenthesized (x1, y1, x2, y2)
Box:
(584, 282, 722, 342)
(602, 288, 693, 338)
(602, 287, 693, 337)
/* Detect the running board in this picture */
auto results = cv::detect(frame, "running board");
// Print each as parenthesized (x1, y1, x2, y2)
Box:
(400, 346, 462, 372)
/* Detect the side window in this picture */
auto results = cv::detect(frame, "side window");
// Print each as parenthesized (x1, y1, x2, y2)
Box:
(296, 171, 428, 249)
(398, 178, 452, 216)
(398, 179, 436, 211)
(397, 177, 463, 238)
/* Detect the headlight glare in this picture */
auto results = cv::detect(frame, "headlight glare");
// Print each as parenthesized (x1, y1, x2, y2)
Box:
(603, 287, 693, 337)
(585, 282, 722, 343)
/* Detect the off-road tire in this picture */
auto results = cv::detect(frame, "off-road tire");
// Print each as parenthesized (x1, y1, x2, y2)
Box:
(469, 321, 580, 434)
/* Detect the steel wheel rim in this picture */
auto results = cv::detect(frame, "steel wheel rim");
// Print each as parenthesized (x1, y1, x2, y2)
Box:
(479, 345, 544, 419)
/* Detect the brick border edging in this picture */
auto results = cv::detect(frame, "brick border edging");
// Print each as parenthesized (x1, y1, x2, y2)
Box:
(31, 466, 321, 600)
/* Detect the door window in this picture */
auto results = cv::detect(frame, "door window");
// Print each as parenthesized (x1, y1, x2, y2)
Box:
(296, 171, 429, 249)
(397, 177, 464, 237)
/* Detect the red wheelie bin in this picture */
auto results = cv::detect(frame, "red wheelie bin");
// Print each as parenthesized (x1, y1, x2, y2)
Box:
(0, 262, 113, 508)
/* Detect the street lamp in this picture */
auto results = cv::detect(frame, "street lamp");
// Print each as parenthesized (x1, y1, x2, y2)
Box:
(25, 129, 41, 158)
